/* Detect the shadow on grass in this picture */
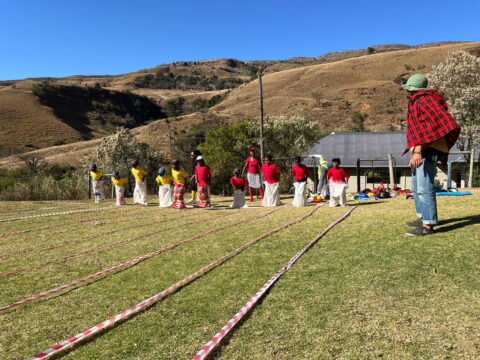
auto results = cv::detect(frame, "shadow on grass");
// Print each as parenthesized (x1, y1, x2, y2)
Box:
(435, 215, 480, 233)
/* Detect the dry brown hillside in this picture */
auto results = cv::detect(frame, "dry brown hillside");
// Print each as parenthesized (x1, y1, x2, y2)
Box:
(1, 41, 479, 169)
(212, 42, 480, 132)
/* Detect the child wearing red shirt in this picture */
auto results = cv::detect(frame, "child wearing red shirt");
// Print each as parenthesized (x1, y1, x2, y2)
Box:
(230, 168, 247, 208)
(242, 147, 264, 202)
(326, 158, 350, 207)
(291, 156, 308, 207)
(261, 155, 282, 207)
(193, 156, 212, 208)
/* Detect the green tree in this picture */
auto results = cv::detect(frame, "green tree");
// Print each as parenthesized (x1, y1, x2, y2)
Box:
(165, 97, 185, 117)
(199, 115, 319, 194)
(430, 50, 480, 152)
(199, 119, 257, 194)
(92, 127, 163, 192)
(350, 111, 368, 132)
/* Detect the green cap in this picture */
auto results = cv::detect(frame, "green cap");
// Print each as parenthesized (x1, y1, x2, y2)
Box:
(402, 74, 428, 91)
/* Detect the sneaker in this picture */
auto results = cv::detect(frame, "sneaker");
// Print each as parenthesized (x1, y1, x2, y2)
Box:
(406, 219, 423, 227)
(406, 227, 434, 236)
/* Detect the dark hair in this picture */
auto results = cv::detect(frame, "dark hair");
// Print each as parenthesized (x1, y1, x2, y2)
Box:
(265, 154, 273, 160)
(331, 158, 341, 164)
(90, 164, 97, 171)
(294, 156, 302, 162)
(192, 149, 202, 157)
(131, 160, 139, 168)
(113, 170, 120, 176)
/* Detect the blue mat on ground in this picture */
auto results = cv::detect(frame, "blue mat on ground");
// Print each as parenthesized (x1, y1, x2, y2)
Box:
(436, 191, 473, 196)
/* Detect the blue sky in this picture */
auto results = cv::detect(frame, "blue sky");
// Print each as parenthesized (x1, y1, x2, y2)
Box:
(1, 0, 479, 80)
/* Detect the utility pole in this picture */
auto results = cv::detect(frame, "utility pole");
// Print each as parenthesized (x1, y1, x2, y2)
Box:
(258, 73, 265, 160)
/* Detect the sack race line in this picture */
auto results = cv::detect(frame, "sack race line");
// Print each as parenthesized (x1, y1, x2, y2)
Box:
(27, 207, 314, 359)
(0, 206, 116, 223)
(1, 210, 275, 312)
(192, 206, 357, 360)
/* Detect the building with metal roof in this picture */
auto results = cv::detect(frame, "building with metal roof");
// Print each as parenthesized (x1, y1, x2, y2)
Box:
(304, 132, 471, 190)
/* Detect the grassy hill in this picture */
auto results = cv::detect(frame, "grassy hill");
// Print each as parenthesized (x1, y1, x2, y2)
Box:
(1, 41, 479, 167)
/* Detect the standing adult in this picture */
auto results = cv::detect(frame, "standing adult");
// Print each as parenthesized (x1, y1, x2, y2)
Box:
(317, 156, 331, 198)
(242, 147, 264, 202)
(261, 155, 282, 207)
(189, 149, 202, 203)
(291, 156, 308, 207)
(402, 74, 461, 236)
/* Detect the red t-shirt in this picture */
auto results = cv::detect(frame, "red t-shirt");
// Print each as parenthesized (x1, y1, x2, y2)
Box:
(230, 176, 247, 189)
(261, 163, 281, 184)
(291, 164, 308, 180)
(326, 167, 350, 183)
(195, 165, 212, 186)
(245, 157, 261, 174)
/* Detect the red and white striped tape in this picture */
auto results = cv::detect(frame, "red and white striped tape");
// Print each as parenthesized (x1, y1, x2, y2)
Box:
(0, 209, 274, 312)
(0, 206, 152, 239)
(192, 206, 357, 360)
(0, 206, 116, 223)
(0, 206, 60, 215)
(27, 207, 312, 359)
(0, 210, 239, 279)
(0, 209, 193, 259)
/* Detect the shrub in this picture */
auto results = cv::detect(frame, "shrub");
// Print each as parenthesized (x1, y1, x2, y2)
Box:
(350, 111, 368, 132)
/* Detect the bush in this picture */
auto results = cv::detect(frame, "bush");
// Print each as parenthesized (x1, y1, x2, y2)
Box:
(134, 71, 244, 91)
(0, 167, 87, 200)
(89, 127, 164, 194)
(350, 111, 368, 132)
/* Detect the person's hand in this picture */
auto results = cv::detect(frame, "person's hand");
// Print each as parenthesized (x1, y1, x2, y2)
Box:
(409, 153, 423, 168)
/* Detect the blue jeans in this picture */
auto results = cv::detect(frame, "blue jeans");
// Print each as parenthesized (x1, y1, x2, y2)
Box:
(411, 148, 440, 226)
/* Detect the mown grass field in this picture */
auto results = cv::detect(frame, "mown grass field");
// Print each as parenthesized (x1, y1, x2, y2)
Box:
(0, 193, 479, 359)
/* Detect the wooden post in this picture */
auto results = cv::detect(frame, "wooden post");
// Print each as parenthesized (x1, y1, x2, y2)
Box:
(468, 148, 475, 188)
(356, 158, 361, 192)
(387, 153, 395, 189)
(258, 74, 265, 160)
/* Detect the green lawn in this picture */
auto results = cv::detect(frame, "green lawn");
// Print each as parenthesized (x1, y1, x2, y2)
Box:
(0, 193, 479, 359)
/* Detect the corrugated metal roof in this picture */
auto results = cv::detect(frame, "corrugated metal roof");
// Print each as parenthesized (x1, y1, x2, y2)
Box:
(303, 131, 470, 168)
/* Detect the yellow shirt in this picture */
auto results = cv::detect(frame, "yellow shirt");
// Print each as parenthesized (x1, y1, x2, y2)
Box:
(171, 169, 188, 184)
(90, 170, 105, 180)
(156, 175, 173, 186)
(131, 168, 147, 182)
(112, 177, 128, 187)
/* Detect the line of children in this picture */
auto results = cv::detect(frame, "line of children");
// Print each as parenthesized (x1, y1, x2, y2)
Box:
(90, 153, 350, 209)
